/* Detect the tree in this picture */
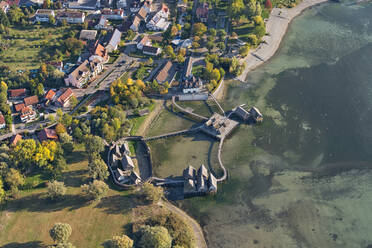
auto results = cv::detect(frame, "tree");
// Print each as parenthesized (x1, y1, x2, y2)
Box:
(49, 223, 72, 244)
(208, 28, 217, 37)
(61, 113, 72, 127)
(0, 179, 5, 203)
(139, 225, 172, 248)
(69, 96, 78, 108)
(265, 0, 272, 9)
(217, 42, 225, 51)
(140, 183, 164, 204)
(217, 29, 226, 38)
(253, 25, 266, 38)
(164, 45, 175, 59)
(84, 135, 105, 156)
(5, 168, 25, 190)
(106, 235, 134, 248)
(49, 15, 55, 25)
(55, 123, 67, 135)
(176, 54, 185, 63)
(192, 23, 207, 37)
(211, 68, 221, 81)
(59, 132, 72, 144)
(81, 180, 108, 201)
(192, 42, 200, 49)
(47, 180, 67, 200)
(56, 108, 63, 120)
(88, 157, 109, 180)
(0, 11, 9, 26)
(239, 44, 250, 57)
(206, 41, 214, 52)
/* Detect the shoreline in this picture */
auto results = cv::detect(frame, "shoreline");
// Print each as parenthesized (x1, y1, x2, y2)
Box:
(236, 0, 329, 81)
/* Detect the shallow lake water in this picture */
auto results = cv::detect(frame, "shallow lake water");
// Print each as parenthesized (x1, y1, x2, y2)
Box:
(147, 2, 372, 247)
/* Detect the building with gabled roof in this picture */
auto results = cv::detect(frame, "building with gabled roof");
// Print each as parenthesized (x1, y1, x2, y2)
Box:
(34, 9, 55, 23)
(0, 1, 10, 13)
(10, 133, 22, 146)
(20, 106, 36, 123)
(105, 29, 121, 52)
(65, 60, 91, 88)
(9, 88, 26, 99)
(45, 89, 56, 101)
(143, 45, 161, 56)
(38, 128, 58, 142)
(24, 95, 39, 106)
(14, 103, 25, 112)
(196, 2, 209, 23)
(79, 30, 97, 40)
(121, 154, 134, 171)
(155, 60, 174, 84)
(56, 88, 74, 107)
(101, 8, 125, 20)
(56, 11, 85, 24)
(130, 15, 141, 31)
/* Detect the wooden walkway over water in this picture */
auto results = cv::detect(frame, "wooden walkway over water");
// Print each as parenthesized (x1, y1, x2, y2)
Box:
(144, 126, 202, 141)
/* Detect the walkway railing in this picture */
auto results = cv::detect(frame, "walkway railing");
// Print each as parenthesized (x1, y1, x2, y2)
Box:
(208, 93, 225, 116)
(144, 126, 202, 141)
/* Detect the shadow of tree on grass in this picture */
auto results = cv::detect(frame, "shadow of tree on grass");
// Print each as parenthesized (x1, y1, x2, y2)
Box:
(2, 193, 89, 213)
(0, 241, 44, 248)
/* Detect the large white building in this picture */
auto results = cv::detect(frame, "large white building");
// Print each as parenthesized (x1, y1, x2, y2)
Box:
(35, 9, 55, 23)
(146, 4, 170, 31)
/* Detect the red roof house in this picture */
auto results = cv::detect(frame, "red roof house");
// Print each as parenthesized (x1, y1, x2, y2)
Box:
(14, 103, 25, 112)
(38, 128, 58, 142)
(57, 88, 74, 107)
(10, 133, 22, 146)
(9, 88, 26, 98)
(24, 95, 39, 106)
(45, 89, 56, 101)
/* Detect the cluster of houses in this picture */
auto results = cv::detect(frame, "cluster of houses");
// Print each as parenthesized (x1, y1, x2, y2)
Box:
(183, 164, 217, 196)
(9, 87, 74, 123)
(65, 27, 121, 88)
(109, 142, 141, 185)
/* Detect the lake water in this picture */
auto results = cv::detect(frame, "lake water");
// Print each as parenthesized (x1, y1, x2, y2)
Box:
(147, 2, 372, 247)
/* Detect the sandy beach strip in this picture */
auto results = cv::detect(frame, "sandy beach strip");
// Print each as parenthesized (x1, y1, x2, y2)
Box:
(236, 0, 329, 81)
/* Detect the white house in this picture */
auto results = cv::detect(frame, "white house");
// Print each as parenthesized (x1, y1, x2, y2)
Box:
(146, 4, 170, 31)
(101, 8, 125, 20)
(34, 9, 55, 23)
(130, 16, 141, 32)
(137, 35, 151, 50)
(95, 15, 111, 30)
(105, 29, 121, 52)
(117, 0, 126, 8)
(0, 1, 10, 13)
(56, 11, 85, 24)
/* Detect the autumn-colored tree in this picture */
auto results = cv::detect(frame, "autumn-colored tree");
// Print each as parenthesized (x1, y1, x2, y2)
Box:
(192, 23, 207, 37)
(55, 123, 67, 135)
(265, 0, 272, 10)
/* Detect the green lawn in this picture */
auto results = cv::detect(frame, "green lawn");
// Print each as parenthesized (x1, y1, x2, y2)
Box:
(233, 22, 255, 42)
(0, 146, 136, 247)
(0, 24, 72, 70)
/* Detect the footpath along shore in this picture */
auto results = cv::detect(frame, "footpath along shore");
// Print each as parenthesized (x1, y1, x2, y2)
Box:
(237, 0, 329, 81)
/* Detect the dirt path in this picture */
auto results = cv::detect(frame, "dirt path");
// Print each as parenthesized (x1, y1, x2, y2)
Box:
(136, 100, 164, 136)
(160, 201, 208, 248)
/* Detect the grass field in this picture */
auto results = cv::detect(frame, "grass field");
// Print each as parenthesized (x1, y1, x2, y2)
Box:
(233, 22, 254, 42)
(0, 24, 72, 70)
(0, 146, 137, 248)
